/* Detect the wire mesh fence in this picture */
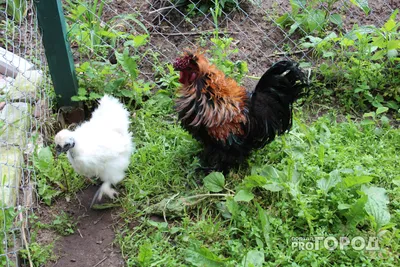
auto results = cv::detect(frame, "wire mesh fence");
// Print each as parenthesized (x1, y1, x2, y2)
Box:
(61, 0, 398, 94)
(0, 0, 50, 265)
(0, 0, 398, 265)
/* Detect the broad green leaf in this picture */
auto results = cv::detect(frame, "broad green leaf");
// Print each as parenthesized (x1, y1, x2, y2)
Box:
(380, 115, 390, 125)
(226, 197, 239, 218)
(259, 165, 283, 181)
(276, 14, 291, 27)
(363, 112, 375, 118)
(300, 42, 316, 49)
(147, 220, 168, 229)
(343, 176, 373, 188)
(185, 245, 226, 267)
(89, 92, 102, 100)
(138, 242, 152, 266)
(37, 147, 54, 167)
(115, 50, 138, 79)
(105, 78, 125, 93)
(387, 40, 400, 50)
(322, 51, 335, 58)
(376, 106, 389, 115)
(256, 203, 271, 249)
(76, 61, 90, 72)
(203, 172, 225, 192)
(362, 186, 391, 230)
(131, 34, 149, 48)
(234, 190, 254, 202)
(262, 182, 284, 192)
(215, 201, 232, 219)
(300, 36, 323, 48)
(288, 21, 301, 36)
(338, 203, 351, 210)
(236, 61, 249, 74)
(372, 36, 386, 48)
(71, 96, 82, 102)
(392, 178, 400, 187)
(383, 18, 396, 32)
(242, 175, 267, 189)
(77, 87, 87, 96)
(306, 10, 326, 33)
(317, 170, 341, 193)
(329, 14, 343, 28)
(361, 119, 375, 126)
(346, 195, 368, 228)
(350, 0, 370, 15)
(120, 89, 134, 98)
(290, 0, 306, 15)
(98, 30, 118, 38)
(241, 250, 265, 267)
(370, 50, 386, 61)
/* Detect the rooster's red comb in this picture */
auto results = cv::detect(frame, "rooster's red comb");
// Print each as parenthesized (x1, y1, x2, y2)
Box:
(173, 54, 193, 70)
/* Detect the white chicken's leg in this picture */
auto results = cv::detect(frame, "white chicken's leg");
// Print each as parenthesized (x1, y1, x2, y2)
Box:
(90, 182, 118, 208)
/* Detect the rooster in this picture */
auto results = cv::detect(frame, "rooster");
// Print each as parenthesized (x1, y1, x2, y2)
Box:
(54, 95, 133, 207)
(173, 50, 307, 172)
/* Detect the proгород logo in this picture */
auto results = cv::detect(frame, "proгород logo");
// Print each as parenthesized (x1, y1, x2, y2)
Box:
(291, 236, 380, 251)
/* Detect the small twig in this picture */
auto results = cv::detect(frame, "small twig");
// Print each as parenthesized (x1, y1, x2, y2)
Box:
(163, 193, 180, 223)
(183, 193, 231, 200)
(245, 75, 261, 80)
(151, 31, 239, 36)
(265, 49, 309, 58)
(93, 214, 104, 225)
(93, 256, 108, 267)
(60, 163, 70, 192)
(77, 228, 84, 238)
(19, 208, 33, 267)
(224, 187, 236, 195)
(149, 6, 176, 14)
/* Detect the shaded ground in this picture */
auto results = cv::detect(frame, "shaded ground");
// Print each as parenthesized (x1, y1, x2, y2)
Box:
(36, 186, 124, 267)
(53, 186, 123, 267)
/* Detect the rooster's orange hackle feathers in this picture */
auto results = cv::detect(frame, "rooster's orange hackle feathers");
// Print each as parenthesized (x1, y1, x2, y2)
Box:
(174, 50, 248, 142)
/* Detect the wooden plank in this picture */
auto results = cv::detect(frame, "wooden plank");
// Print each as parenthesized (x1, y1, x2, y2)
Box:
(34, 0, 78, 107)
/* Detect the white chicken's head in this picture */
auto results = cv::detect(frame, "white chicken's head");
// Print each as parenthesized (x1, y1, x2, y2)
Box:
(54, 129, 75, 155)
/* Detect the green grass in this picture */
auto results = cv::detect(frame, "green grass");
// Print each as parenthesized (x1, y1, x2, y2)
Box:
(115, 90, 400, 266)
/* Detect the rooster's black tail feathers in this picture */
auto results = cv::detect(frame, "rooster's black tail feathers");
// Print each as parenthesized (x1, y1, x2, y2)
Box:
(248, 60, 307, 149)
(255, 60, 307, 103)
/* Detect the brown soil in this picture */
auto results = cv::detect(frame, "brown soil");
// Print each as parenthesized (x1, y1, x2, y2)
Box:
(36, 186, 124, 267)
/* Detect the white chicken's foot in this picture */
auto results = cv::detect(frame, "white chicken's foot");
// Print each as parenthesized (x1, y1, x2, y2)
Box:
(89, 182, 118, 208)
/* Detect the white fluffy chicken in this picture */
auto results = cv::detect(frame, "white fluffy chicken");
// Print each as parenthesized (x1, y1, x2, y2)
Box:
(54, 95, 133, 207)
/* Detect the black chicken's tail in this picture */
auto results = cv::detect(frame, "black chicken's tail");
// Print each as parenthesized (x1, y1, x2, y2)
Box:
(248, 60, 308, 148)
(255, 60, 307, 99)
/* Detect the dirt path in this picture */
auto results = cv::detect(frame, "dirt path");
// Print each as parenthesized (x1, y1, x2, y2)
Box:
(51, 186, 124, 267)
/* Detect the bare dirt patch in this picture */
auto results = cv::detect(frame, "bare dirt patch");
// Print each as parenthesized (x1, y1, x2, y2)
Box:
(37, 186, 124, 267)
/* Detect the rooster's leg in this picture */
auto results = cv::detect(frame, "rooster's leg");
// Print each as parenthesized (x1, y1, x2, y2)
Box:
(195, 166, 217, 174)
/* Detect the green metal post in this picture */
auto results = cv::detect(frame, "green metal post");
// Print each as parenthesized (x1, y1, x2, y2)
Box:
(34, 0, 78, 107)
